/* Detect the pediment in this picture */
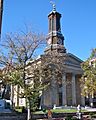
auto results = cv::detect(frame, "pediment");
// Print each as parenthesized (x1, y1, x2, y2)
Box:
(64, 53, 83, 66)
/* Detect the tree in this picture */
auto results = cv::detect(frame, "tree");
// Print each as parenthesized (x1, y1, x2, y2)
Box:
(0, 28, 67, 119)
(0, 29, 46, 120)
(80, 48, 96, 106)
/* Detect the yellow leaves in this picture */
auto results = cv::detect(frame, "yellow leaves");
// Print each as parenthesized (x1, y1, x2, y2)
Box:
(80, 48, 96, 97)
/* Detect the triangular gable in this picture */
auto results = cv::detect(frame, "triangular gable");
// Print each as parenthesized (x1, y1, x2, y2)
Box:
(65, 53, 83, 66)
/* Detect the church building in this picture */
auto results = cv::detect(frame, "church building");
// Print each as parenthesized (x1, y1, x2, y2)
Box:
(0, 2, 86, 108)
(40, 4, 85, 107)
(11, 4, 85, 108)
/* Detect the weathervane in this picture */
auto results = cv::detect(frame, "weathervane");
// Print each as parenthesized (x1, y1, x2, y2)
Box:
(50, 0, 56, 12)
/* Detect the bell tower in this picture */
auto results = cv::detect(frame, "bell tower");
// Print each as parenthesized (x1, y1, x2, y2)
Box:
(45, 3, 66, 53)
(0, 0, 3, 36)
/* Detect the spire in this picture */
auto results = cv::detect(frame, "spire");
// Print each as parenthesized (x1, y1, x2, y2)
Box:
(44, 2, 66, 54)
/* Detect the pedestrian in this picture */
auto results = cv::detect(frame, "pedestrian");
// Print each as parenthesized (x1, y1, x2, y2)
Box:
(48, 108, 52, 120)
(77, 104, 82, 119)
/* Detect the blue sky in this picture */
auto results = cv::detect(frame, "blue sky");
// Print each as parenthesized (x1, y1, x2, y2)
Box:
(1, 0, 96, 60)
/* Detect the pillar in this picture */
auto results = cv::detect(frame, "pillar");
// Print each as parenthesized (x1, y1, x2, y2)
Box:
(81, 95, 85, 106)
(10, 84, 14, 108)
(51, 74, 58, 106)
(72, 73, 76, 106)
(90, 93, 94, 107)
(62, 73, 67, 106)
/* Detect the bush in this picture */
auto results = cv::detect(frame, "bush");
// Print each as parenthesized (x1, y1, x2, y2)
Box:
(65, 115, 78, 120)
(65, 115, 72, 120)
(42, 108, 46, 113)
(15, 106, 27, 113)
(91, 114, 96, 118)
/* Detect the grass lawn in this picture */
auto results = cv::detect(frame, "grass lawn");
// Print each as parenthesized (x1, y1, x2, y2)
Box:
(51, 108, 77, 113)
(15, 107, 87, 114)
(34, 108, 87, 114)
(15, 108, 22, 113)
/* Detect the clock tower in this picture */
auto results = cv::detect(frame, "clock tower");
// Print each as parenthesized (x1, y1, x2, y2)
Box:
(45, 3, 66, 53)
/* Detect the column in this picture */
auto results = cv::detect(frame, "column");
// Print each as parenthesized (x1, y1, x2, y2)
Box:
(72, 73, 76, 106)
(40, 91, 44, 109)
(90, 93, 94, 107)
(62, 73, 67, 106)
(10, 84, 14, 108)
(10, 85, 13, 101)
(39, 76, 44, 108)
(51, 75, 58, 106)
(81, 95, 85, 106)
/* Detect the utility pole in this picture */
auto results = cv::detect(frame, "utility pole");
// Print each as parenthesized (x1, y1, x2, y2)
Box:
(0, 0, 3, 37)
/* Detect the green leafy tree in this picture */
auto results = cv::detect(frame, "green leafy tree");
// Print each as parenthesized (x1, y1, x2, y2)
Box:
(80, 49, 96, 104)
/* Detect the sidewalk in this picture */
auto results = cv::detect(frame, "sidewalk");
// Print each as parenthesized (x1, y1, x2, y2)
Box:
(85, 107, 96, 111)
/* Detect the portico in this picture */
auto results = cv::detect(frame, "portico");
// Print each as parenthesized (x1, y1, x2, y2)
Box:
(61, 71, 85, 107)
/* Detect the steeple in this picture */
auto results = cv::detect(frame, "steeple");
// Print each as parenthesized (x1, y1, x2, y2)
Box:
(45, 2, 66, 54)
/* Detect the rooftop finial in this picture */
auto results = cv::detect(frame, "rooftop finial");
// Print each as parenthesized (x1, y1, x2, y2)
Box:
(50, 1, 56, 12)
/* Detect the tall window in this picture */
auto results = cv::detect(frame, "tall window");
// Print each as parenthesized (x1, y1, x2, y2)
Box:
(49, 18, 51, 32)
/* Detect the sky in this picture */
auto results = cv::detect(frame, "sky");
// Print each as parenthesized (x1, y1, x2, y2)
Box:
(1, 0, 96, 61)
